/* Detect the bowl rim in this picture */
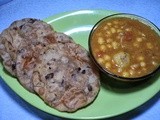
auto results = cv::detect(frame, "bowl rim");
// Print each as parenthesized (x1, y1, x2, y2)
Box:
(88, 13, 160, 82)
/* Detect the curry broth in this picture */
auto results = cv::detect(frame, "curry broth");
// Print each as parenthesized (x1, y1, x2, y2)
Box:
(91, 17, 160, 78)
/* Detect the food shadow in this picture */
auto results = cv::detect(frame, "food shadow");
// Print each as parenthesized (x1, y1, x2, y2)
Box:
(100, 70, 160, 94)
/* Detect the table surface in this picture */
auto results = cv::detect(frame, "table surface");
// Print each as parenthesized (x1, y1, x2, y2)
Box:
(0, 0, 160, 120)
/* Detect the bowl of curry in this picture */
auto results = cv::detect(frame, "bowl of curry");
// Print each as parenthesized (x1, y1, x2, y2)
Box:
(89, 13, 160, 82)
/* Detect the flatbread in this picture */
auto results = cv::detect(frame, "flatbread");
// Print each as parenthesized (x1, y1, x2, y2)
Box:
(0, 18, 100, 112)
(16, 32, 74, 92)
(0, 18, 54, 76)
(32, 43, 100, 112)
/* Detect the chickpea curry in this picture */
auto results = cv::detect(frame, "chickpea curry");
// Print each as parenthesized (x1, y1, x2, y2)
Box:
(90, 17, 160, 78)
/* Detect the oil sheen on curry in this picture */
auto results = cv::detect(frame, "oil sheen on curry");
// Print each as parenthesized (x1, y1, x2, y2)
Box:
(91, 17, 160, 78)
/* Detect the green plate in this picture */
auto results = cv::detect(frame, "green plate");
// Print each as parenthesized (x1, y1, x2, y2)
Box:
(0, 10, 160, 119)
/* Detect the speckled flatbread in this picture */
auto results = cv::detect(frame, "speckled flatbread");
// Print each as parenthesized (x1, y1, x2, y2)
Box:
(16, 32, 74, 92)
(0, 18, 54, 76)
(32, 43, 100, 112)
(0, 18, 100, 112)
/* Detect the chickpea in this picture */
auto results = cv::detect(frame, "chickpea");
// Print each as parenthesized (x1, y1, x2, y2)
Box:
(117, 29, 122, 33)
(122, 71, 129, 77)
(106, 31, 111, 35)
(137, 56, 144, 61)
(107, 22, 112, 26)
(118, 68, 122, 73)
(106, 38, 113, 43)
(98, 37, 105, 44)
(131, 64, 139, 70)
(100, 45, 107, 51)
(97, 58, 104, 64)
(138, 71, 142, 75)
(105, 62, 111, 68)
(129, 69, 135, 76)
(112, 41, 119, 49)
(103, 55, 111, 61)
(103, 25, 109, 30)
(140, 61, 146, 67)
(141, 33, 146, 37)
(107, 44, 112, 48)
(111, 27, 116, 33)
(146, 42, 153, 49)
(152, 61, 158, 66)
(136, 37, 143, 42)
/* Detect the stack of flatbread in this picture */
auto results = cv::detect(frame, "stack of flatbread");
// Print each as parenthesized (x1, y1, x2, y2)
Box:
(0, 18, 100, 112)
